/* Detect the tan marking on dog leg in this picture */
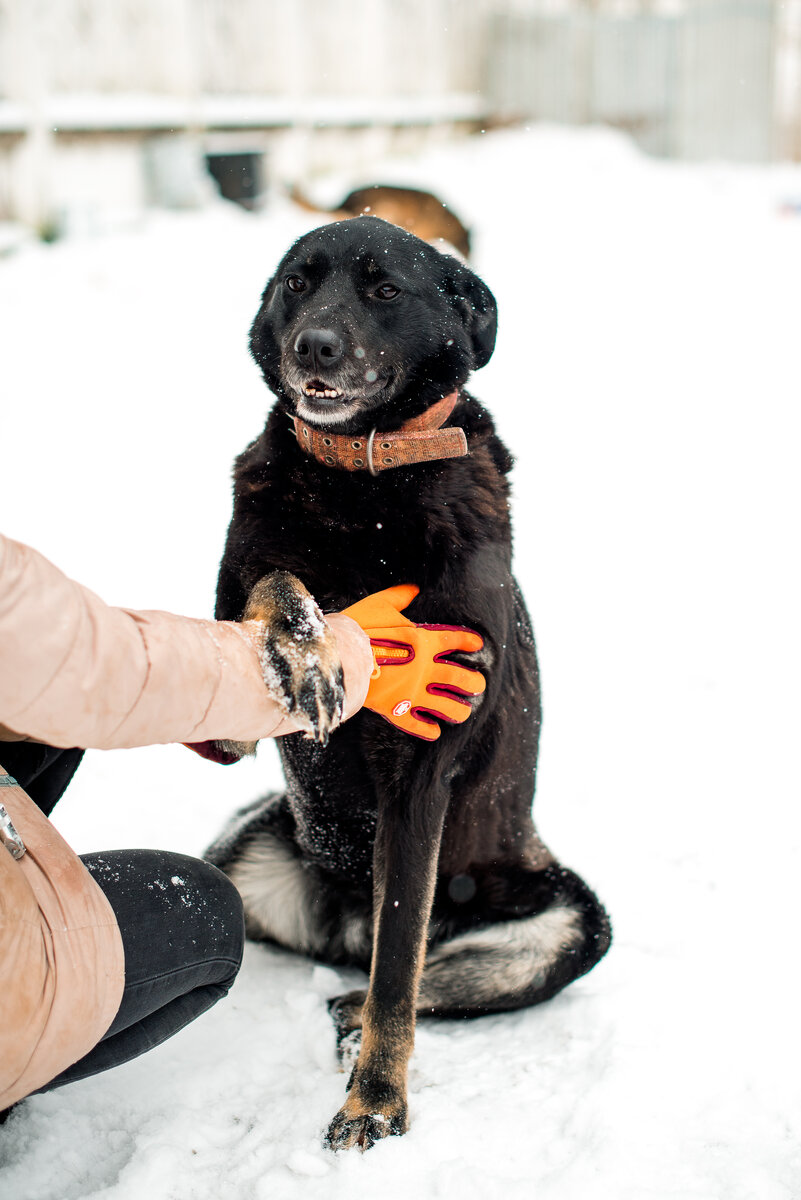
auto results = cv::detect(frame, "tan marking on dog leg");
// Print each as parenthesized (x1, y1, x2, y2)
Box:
(325, 1005, 414, 1150)
(325, 849, 439, 1151)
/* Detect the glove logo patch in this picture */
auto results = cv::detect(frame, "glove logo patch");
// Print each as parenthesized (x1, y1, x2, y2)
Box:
(392, 699, 412, 717)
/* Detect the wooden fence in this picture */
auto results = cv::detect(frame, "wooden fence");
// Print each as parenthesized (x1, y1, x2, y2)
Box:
(0, 0, 798, 230)
(487, 2, 779, 161)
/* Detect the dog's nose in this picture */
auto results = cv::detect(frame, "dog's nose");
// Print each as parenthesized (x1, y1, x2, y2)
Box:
(294, 328, 345, 372)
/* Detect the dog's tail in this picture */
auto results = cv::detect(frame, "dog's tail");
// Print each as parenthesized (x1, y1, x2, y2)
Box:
(420, 863, 612, 1017)
(288, 184, 349, 221)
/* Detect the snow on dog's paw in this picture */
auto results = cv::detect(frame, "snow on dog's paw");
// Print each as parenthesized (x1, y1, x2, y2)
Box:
(322, 1038, 409, 1152)
(324, 1103, 406, 1153)
(244, 572, 345, 744)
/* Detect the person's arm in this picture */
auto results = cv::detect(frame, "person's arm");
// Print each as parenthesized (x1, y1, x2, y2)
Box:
(0, 534, 372, 751)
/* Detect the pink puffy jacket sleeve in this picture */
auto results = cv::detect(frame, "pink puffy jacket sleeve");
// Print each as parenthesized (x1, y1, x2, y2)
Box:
(0, 533, 372, 749)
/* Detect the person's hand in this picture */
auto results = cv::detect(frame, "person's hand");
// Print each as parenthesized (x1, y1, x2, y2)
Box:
(184, 573, 362, 764)
(343, 584, 486, 741)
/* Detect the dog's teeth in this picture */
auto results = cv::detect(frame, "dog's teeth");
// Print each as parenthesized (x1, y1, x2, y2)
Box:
(303, 386, 344, 399)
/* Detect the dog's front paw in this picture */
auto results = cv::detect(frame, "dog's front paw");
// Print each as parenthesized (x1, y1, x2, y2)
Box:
(323, 1035, 409, 1152)
(244, 572, 344, 744)
(324, 1092, 408, 1153)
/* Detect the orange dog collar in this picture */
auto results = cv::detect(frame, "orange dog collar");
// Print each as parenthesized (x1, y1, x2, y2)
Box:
(291, 392, 467, 474)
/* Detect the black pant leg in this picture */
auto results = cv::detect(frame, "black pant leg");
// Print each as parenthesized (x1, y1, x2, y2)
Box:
(36, 849, 245, 1094)
(0, 742, 84, 816)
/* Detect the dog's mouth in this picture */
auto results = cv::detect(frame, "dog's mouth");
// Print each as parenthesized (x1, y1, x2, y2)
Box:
(289, 370, 395, 428)
(302, 381, 345, 401)
(296, 380, 355, 425)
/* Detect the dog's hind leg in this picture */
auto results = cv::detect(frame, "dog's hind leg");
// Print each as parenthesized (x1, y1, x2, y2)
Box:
(327, 862, 610, 1067)
(205, 793, 373, 962)
(419, 862, 611, 1016)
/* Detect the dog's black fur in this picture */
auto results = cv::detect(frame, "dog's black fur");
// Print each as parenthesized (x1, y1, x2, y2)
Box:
(206, 217, 611, 1150)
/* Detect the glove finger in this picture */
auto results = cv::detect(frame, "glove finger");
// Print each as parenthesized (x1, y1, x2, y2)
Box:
(377, 583, 420, 615)
(418, 625, 484, 655)
(342, 584, 419, 631)
(428, 662, 487, 697)
(422, 691, 475, 724)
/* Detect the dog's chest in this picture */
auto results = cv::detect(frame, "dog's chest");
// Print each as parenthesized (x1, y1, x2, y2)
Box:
(279, 731, 380, 880)
(249, 455, 474, 605)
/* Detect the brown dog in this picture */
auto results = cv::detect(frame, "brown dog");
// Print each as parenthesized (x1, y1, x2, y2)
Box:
(290, 182, 471, 258)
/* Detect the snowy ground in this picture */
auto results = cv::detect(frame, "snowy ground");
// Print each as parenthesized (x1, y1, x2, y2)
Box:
(1, 126, 800, 1200)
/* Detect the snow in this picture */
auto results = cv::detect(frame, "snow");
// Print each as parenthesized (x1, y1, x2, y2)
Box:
(1, 125, 801, 1199)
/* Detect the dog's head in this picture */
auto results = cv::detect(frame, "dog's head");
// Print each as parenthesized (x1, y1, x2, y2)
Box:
(249, 217, 497, 431)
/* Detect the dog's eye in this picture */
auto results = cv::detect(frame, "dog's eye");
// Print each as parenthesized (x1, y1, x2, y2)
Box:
(374, 283, 400, 301)
(285, 275, 306, 293)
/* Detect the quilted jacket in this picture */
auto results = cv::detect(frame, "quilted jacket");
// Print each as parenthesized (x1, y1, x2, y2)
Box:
(0, 532, 371, 1107)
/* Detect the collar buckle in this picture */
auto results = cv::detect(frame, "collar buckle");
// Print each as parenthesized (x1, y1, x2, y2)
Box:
(366, 429, 379, 477)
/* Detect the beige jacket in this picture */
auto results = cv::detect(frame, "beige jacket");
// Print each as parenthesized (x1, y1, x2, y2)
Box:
(0, 533, 372, 1108)
(0, 774, 125, 1110)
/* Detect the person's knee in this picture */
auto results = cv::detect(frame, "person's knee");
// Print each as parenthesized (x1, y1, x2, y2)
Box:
(188, 856, 246, 983)
(85, 848, 246, 988)
(162, 852, 245, 947)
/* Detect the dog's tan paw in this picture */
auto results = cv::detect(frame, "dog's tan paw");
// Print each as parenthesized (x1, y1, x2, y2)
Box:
(324, 1095, 408, 1152)
(323, 1031, 409, 1152)
(244, 572, 344, 744)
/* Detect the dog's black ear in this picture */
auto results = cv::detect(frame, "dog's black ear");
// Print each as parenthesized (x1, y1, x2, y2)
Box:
(447, 267, 498, 369)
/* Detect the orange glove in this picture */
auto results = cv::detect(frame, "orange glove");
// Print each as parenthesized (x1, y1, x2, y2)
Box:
(343, 584, 486, 742)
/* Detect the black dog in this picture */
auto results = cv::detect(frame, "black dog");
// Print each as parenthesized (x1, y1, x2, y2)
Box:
(206, 217, 611, 1151)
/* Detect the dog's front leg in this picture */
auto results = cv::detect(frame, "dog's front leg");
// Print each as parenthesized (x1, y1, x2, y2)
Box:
(325, 779, 448, 1152)
(206, 572, 345, 763)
